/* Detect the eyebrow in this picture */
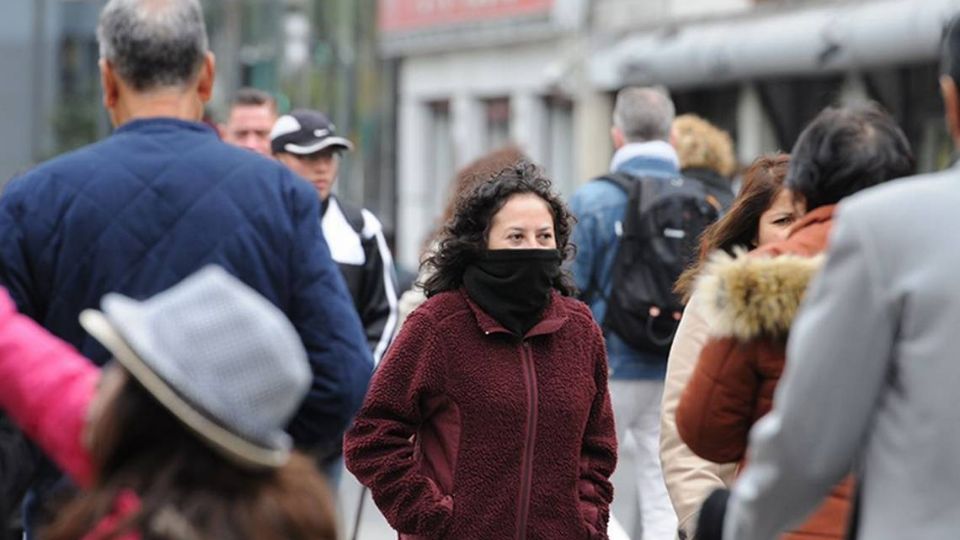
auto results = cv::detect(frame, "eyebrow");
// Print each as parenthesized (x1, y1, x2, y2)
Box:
(504, 225, 554, 233)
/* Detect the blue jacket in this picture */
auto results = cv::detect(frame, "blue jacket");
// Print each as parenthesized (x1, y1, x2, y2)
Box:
(0, 118, 372, 450)
(569, 144, 680, 380)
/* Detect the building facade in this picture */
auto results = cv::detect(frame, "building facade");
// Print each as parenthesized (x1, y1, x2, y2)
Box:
(383, 0, 960, 270)
(0, 0, 287, 183)
(381, 0, 594, 269)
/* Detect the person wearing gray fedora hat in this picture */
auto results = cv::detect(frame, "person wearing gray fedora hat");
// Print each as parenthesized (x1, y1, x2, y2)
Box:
(0, 266, 336, 539)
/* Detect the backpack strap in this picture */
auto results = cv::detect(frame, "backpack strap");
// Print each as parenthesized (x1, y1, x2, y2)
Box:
(335, 197, 366, 235)
(594, 171, 637, 194)
(582, 172, 646, 306)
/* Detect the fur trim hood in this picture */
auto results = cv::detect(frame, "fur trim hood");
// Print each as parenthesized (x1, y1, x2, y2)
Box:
(695, 250, 825, 340)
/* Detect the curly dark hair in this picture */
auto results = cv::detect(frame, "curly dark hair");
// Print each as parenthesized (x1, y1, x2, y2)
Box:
(421, 161, 577, 297)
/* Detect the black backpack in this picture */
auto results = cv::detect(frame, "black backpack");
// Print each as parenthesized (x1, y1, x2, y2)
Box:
(595, 172, 720, 355)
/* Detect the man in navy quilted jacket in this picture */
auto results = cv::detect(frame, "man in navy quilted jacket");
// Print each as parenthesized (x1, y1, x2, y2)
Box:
(0, 0, 372, 530)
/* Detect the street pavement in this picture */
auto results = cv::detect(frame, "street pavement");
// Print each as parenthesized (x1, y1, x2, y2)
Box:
(337, 468, 395, 539)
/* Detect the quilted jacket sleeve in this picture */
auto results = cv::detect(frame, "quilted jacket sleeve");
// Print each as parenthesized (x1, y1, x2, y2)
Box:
(284, 176, 373, 453)
(676, 337, 759, 464)
(0, 177, 42, 319)
(0, 288, 96, 487)
(577, 320, 617, 538)
(343, 308, 454, 536)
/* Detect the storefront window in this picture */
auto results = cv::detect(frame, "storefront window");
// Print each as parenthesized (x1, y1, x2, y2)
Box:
(672, 85, 740, 146)
(866, 63, 951, 173)
(426, 100, 455, 221)
(485, 97, 511, 152)
(543, 95, 575, 196)
(756, 75, 844, 150)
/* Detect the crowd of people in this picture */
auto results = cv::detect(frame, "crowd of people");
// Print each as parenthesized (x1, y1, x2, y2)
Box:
(1, 0, 960, 539)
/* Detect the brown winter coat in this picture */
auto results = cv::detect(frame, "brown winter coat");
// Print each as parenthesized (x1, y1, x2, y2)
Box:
(676, 205, 853, 540)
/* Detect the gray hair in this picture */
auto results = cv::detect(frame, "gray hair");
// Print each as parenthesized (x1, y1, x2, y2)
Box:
(97, 0, 208, 91)
(612, 86, 676, 142)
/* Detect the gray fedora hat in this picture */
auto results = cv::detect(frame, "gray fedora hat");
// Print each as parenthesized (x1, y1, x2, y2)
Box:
(79, 265, 310, 469)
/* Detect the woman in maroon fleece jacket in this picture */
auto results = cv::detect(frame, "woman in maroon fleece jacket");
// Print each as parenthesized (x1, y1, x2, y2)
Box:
(345, 162, 617, 539)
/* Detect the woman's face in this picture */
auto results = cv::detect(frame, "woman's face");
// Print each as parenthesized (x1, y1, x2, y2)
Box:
(755, 189, 797, 247)
(487, 193, 557, 250)
(83, 362, 128, 450)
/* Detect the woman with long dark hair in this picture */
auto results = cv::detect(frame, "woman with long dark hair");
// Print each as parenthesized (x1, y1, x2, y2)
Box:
(660, 154, 796, 539)
(0, 266, 336, 540)
(345, 162, 617, 539)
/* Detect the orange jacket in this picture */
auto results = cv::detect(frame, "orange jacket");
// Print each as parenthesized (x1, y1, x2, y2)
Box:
(676, 205, 852, 540)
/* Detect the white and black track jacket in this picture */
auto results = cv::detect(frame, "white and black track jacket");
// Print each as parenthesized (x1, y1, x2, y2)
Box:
(321, 196, 398, 365)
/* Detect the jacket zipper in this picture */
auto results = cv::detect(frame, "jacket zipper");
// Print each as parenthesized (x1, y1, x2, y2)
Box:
(516, 342, 538, 540)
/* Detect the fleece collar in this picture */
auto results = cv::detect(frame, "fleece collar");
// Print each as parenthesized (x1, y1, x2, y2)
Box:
(461, 289, 569, 339)
(694, 251, 825, 341)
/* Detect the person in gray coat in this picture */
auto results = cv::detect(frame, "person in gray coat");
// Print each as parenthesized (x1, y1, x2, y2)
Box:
(700, 13, 960, 540)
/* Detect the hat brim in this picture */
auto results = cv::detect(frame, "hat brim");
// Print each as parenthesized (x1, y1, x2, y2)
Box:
(283, 137, 354, 155)
(79, 308, 289, 469)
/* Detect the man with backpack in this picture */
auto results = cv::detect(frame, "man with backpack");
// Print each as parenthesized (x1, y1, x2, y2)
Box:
(271, 109, 399, 368)
(570, 86, 719, 540)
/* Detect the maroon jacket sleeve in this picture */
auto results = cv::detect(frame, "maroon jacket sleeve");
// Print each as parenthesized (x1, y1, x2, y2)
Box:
(676, 336, 759, 464)
(577, 321, 617, 539)
(343, 308, 453, 536)
(0, 289, 96, 486)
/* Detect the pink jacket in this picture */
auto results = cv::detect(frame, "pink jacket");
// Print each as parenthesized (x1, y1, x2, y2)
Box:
(0, 289, 139, 539)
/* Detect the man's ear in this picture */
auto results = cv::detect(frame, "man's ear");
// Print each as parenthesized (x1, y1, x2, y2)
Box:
(940, 75, 960, 148)
(610, 126, 625, 150)
(197, 52, 216, 103)
(99, 59, 119, 110)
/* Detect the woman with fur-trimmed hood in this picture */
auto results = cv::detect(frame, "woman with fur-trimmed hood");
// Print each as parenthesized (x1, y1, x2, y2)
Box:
(676, 103, 915, 540)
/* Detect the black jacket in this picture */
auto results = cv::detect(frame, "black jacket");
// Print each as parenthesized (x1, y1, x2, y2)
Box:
(322, 196, 398, 364)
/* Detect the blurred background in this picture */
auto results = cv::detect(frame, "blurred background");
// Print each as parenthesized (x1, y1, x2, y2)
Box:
(2, 2, 959, 538)
(1, 0, 957, 278)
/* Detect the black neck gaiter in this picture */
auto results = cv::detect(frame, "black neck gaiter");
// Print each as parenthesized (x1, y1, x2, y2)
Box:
(463, 249, 562, 337)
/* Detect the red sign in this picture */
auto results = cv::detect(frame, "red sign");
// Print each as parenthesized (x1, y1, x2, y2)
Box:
(379, 0, 554, 32)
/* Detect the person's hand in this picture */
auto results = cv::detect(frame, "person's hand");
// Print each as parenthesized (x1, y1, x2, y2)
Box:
(695, 488, 730, 540)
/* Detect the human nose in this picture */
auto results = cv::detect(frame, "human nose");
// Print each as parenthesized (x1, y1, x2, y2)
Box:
(518, 235, 538, 248)
(241, 134, 259, 148)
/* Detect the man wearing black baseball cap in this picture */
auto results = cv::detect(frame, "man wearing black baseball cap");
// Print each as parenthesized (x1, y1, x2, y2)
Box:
(271, 109, 398, 368)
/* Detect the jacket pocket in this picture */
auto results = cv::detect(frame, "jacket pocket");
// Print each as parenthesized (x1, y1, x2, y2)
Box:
(416, 394, 462, 495)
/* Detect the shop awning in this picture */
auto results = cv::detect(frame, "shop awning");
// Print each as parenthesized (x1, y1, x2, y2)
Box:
(590, 0, 960, 90)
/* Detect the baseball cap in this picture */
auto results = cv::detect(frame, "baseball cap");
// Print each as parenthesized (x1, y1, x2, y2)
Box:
(270, 109, 354, 155)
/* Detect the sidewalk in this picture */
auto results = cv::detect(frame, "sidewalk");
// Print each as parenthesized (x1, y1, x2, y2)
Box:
(337, 468, 632, 539)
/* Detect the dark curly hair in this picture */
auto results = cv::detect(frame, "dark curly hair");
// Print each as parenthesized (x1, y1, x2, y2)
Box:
(421, 161, 577, 297)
